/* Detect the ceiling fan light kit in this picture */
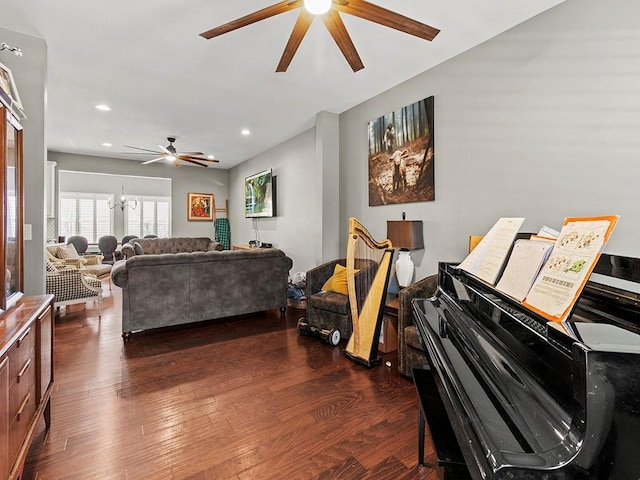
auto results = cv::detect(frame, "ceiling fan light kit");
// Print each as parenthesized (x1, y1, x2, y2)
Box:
(304, 0, 331, 15)
(200, 0, 440, 72)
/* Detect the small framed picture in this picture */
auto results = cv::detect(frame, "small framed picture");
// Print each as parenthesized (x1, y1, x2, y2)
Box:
(188, 192, 214, 221)
(0, 62, 24, 115)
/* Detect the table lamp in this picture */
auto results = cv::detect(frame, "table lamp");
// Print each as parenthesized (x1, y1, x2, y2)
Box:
(386, 219, 424, 287)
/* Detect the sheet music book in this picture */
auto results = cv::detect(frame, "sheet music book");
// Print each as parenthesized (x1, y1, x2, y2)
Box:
(496, 239, 554, 301)
(458, 217, 525, 285)
(523, 215, 619, 322)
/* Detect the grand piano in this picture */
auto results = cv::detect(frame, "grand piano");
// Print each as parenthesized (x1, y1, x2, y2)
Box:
(412, 254, 640, 479)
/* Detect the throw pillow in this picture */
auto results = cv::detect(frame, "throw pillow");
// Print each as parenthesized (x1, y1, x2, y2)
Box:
(46, 259, 59, 273)
(57, 243, 80, 259)
(133, 242, 144, 255)
(321, 264, 351, 296)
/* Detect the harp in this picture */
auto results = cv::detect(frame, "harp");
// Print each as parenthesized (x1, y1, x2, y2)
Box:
(344, 218, 394, 367)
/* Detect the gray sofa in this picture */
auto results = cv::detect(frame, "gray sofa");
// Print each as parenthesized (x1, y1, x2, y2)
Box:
(111, 248, 293, 340)
(121, 236, 223, 259)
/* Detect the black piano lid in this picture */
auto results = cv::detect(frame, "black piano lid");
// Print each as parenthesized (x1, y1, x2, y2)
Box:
(572, 253, 640, 340)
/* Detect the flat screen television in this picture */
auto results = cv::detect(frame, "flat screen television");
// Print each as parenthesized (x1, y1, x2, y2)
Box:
(245, 168, 276, 218)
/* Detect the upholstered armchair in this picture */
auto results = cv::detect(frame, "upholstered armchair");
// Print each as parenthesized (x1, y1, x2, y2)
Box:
(305, 258, 378, 341)
(45, 243, 112, 283)
(98, 235, 121, 264)
(45, 262, 103, 317)
(398, 274, 438, 378)
(67, 235, 89, 255)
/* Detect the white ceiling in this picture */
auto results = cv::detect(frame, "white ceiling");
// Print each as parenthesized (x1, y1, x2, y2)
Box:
(2, 0, 564, 169)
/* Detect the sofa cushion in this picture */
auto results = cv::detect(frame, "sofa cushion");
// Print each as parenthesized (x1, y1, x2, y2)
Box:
(46, 259, 59, 272)
(404, 325, 424, 351)
(309, 291, 349, 316)
(57, 243, 80, 259)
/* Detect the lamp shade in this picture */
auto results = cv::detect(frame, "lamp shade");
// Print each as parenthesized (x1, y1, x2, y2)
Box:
(386, 220, 424, 250)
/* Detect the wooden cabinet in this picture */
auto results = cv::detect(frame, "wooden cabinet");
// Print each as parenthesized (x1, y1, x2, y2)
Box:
(0, 353, 8, 480)
(0, 295, 54, 480)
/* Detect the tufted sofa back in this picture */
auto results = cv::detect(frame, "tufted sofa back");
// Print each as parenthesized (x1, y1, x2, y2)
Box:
(122, 237, 222, 258)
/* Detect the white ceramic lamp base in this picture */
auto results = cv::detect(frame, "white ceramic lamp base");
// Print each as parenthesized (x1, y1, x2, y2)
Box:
(395, 249, 414, 288)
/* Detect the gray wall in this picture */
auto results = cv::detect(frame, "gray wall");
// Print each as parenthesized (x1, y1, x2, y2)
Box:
(229, 127, 320, 275)
(339, 0, 640, 283)
(50, 152, 229, 239)
(0, 28, 47, 295)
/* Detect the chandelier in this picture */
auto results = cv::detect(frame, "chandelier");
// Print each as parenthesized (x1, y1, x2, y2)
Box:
(108, 187, 137, 211)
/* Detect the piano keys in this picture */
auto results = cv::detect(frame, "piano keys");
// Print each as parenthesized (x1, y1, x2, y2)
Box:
(412, 256, 640, 479)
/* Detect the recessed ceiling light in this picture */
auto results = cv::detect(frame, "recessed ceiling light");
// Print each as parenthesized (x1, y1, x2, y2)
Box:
(95, 104, 111, 111)
(241, 129, 251, 136)
(101, 142, 112, 147)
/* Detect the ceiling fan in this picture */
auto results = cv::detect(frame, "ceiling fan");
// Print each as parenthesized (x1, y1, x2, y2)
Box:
(123, 137, 219, 168)
(199, 0, 440, 72)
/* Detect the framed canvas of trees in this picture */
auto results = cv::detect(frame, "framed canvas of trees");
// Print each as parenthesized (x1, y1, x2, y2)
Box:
(367, 96, 434, 206)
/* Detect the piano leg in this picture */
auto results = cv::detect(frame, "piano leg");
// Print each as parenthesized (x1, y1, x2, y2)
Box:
(413, 369, 471, 479)
(418, 405, 426, 465)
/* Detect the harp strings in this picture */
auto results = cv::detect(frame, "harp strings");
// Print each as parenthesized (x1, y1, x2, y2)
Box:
(346, 218, 393, 357)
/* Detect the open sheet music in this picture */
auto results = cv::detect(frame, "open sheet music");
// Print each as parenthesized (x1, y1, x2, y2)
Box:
(523, 215, 619, 322)
(458, 217, 525, 285)
(496, 239, 554, 301)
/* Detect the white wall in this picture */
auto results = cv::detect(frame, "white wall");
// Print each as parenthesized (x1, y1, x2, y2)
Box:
(339, 0, 640, 282)
(229, 128, 319, 275)
(50, 152, 229, 239)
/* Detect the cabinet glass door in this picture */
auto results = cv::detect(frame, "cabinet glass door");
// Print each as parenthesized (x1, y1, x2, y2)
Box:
(0, 106, 23, 311)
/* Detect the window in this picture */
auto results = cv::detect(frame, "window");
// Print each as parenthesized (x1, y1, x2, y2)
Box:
(125, 196, 171, 238)
(59, 192, 113, 243)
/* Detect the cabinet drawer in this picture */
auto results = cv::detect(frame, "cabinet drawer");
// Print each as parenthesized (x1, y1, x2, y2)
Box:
(8, 326, 35, 385)
(8, 382, 36, 465)
(9, 358, 35, 421)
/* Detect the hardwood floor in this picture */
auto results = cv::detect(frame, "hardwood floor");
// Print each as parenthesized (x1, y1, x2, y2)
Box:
(23, 285, 442, 479)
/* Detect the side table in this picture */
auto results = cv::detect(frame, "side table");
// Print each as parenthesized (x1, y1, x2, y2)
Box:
(379, 295, 399, 353)
(232, 244, 255, 251)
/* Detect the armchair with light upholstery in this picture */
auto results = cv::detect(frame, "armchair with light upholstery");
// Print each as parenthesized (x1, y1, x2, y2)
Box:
(398, 274, 438, 378)
(46, 243, 112, 281)
(45, 261, 103, 317)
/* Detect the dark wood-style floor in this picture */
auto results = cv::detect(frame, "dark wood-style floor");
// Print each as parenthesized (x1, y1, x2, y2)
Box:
(23, 285, 442, 479)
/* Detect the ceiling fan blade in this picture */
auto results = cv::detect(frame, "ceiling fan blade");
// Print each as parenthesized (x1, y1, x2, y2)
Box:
(123, 145, 162, 154)
(178, 151, 205, 156)
(113, 152, 158, 156)
(178, 154, 219, 163)
(142, 157, 165, 165)
(159, 145, 172, 155)
(320, 10, 364, 72)
(276, 8, 314, 72)
(334, 0, 440, 41)
(177, 156, 209, 168)
(200, 0, 303, 39)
